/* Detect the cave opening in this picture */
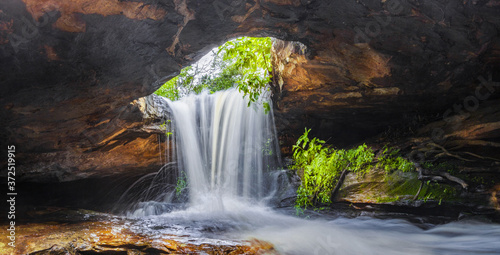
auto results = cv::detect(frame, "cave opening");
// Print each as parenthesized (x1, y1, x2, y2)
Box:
(2, 0, 500, 252)
(109, 36, 286, 216)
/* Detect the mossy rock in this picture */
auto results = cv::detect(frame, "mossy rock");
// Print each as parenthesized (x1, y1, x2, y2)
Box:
(338, 168, 463, 204)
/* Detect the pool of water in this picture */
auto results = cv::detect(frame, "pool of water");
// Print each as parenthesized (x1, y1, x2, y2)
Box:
(121, 199, 500, 255)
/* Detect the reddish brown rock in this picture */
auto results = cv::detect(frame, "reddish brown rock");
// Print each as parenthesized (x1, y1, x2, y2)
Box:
(22, 0, 167, 32)
(0, 212, 277, 255)
(0, 0, 498, 185)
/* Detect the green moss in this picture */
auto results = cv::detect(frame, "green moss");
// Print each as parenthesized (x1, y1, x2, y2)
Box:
(357, 172, 421, 203)
(387, 174, 421, 197)
(419, 183, 459, 202)
(470, 175, 489, 186)
(342, 181, 389, 202)
(376, 196, 400, 203)
(377, 145, 415, 173)
(384, 170, 460, 203)
(345, 164, 464, 204)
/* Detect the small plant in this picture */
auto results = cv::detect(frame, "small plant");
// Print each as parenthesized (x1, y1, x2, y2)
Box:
(262, 138, 274, 156)
(159, 121, 167, 132)
(263, 102, 271, 114)
(175, 171, 188, 197)
(159, 120, 174, 137)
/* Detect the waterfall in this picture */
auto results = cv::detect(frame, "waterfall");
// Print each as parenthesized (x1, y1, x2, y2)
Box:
(166, 88, 281, 207)
(119, 88, 284, 216)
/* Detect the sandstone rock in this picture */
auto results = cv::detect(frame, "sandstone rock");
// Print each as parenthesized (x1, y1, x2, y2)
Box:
(0, 209, 277, 255)
(0, 0, 498, 182)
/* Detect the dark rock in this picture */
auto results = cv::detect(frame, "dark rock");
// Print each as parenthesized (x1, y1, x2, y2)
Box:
(0, 0, 499, 183)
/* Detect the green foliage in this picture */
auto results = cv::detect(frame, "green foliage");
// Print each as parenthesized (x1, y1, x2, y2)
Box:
(155, 76, 180, 100)
(175, 171, 187, 197)
(198, 66, 239, 93)
(154, 37, 273, 104)
(263, 102, 271, 114)
(159, 122, 167, 132)
(292, 130, 417, 209)
(159, 120, 174, 137)
(422, 161, 456, 174)
(262, 138, 274, 156)
(292, 129, 375, 209)
(419, 183, 458, 202)
(377, 146, 415, 173)
(376, 196, 400, 203)
(345, 144, 375, 176)
(218, 37, 273, 104)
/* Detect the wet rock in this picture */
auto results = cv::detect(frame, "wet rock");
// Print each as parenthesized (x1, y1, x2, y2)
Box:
(0, 209, 278, 255)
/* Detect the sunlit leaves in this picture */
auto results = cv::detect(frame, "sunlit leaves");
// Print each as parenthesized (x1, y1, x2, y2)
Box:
(376, 146, 415, 173)
(154, 37, 273, 105)
(218, 37, 273, 104)
(292, 129, 415, 210)
(155, 76, 180, 100)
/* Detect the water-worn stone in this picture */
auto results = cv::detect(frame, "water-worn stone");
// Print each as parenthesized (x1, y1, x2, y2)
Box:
(0, 209, 277, 255)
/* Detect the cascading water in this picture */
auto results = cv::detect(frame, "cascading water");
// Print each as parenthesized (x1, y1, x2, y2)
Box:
(165, 88, 282, 208)
(116, 88, 500, 255)
(119, 88, 285, 216)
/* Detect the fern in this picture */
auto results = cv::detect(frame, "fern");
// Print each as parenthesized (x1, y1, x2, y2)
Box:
(293, 129, 414, 210)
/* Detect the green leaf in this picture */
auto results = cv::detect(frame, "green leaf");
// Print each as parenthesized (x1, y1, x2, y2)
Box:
(155, 37, 273, 109)
(263, 102, 270, 114)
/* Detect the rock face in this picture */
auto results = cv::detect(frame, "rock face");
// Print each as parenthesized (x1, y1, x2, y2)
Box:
(1, 0, 499, 182)
(270, 33, 500, 153)
(4, 93, 172, 182)
(0, 209, 277, 255)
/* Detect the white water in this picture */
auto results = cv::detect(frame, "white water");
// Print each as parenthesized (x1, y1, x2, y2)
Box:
(124, 88, 500, 254)
(244, 215, 500, 255)
(132, 204, 500, 255)
(164, 88, 281, 208)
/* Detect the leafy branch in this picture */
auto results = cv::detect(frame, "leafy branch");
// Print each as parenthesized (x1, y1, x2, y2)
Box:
(155, 37, 273, 108)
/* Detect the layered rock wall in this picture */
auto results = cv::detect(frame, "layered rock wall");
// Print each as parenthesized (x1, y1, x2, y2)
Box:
(1, 0, 499, 181)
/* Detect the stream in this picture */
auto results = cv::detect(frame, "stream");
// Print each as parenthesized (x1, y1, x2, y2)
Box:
(114, 88, 500, 255)
(123, 205, 500, 255)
